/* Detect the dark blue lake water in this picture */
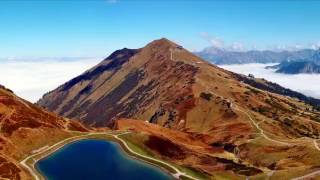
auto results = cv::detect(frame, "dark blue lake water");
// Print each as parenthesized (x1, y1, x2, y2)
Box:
(36, 139, 172, 180)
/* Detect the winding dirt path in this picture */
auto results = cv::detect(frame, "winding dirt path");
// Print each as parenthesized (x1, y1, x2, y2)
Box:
(234, 106, 290, 146)
(291, 169, 320, 180)
(207, 89, 290, 146)
(205, 90, 320, 180)
(314, 140, 320, 151)
(290, 140, 320, 180)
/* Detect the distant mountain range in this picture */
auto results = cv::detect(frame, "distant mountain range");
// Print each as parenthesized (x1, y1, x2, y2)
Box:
(266, 49, 320, 74)
(267, 61, 320, 74)
(196, 46, 318, 65)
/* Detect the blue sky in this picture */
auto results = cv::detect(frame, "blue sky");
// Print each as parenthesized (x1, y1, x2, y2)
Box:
(1, 0, 320, 58)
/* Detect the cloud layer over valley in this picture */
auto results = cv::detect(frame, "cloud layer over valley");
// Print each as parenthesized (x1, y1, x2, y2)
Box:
(0, 58, 101, 102)
(220, 63, 320, 99)
(2, 59, 320, 103)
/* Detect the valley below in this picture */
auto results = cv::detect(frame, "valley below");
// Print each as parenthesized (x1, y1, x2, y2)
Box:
(220, 63, 320, 99)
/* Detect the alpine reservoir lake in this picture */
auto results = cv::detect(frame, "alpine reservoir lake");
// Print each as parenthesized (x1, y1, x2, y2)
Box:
(36, 139, 173, 180)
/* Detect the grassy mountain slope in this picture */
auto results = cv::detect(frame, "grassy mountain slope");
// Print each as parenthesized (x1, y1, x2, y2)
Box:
(37, 38, 320, 178)
(0, 85, 87, 179)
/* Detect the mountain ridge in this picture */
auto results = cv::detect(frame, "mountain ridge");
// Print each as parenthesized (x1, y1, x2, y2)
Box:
(38, 38, 202, 127)
(37, 38, 320, 178)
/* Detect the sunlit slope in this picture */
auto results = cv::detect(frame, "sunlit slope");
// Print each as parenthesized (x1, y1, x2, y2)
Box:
(0, 85, 87, 179)
(38, 38, 320, 179)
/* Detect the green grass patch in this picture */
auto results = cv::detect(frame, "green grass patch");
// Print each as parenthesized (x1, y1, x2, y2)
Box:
(119, 132, 210, 179)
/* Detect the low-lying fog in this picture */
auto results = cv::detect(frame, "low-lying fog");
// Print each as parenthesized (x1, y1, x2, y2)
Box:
(0, 58, 101, 102)
(220, 63, 320, 99)
(2, 61, 320, 103)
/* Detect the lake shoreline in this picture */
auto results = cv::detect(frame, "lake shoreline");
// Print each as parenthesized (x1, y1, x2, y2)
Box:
(20, 131, 192, 180)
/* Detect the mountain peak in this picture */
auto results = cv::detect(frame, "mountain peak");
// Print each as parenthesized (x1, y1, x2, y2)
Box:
(0, 84, 13, 94)
(146, 38, 178, 49)
(37, 39, 320, 177)
(154, 37, 174, 44)
(104, 47, 139, 61)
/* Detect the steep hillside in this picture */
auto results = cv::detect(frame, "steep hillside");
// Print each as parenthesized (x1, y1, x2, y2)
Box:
(0, 85, 87, 179)
(38, 38, 320, 178)
(232, 72, 320, 108)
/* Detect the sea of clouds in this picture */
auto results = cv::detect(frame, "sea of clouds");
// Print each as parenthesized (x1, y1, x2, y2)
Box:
(2, 60, 320, 103)
(0, 58, 101, 102)
(220, 63, 320, 99)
